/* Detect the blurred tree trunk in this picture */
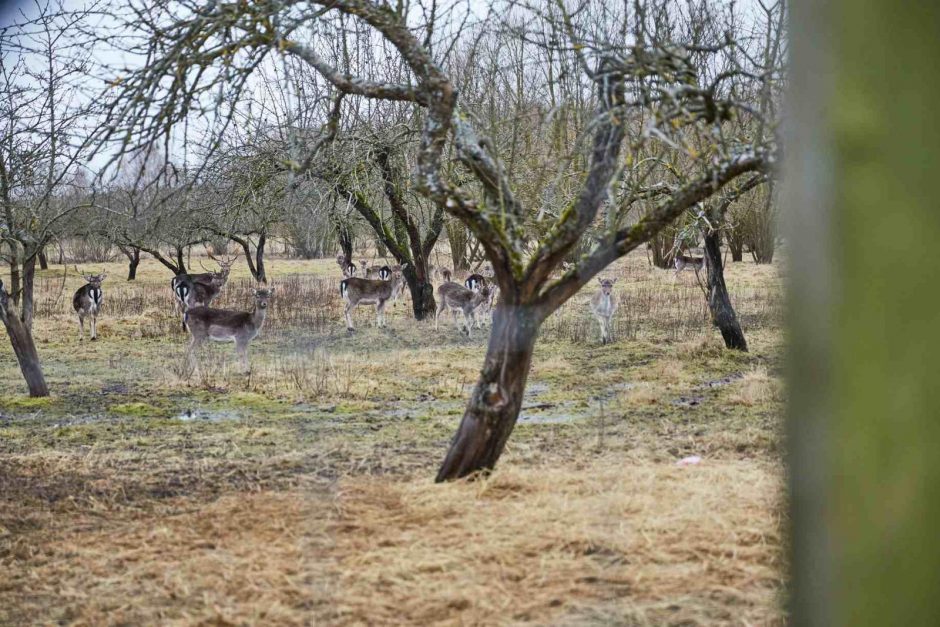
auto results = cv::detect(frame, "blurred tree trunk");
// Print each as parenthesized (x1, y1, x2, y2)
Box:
(787, 1, 940, 625)
(37, 249, 48, 270)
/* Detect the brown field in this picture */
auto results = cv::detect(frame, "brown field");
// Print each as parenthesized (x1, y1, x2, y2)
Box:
(0, 249, 786, 625)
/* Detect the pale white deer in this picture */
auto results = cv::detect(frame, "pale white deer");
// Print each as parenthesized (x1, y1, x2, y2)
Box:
(589, 278, 618, 344)
(339, 265, 406, 330)
(435, 281, 491, 338)
(72, 271, 107, 341)
(184, 287, 275, 372)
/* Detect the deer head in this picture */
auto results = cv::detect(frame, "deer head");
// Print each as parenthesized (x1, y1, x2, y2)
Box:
(597, 278, 616, 296)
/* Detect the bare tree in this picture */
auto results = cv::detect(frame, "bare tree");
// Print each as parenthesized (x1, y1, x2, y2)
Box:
(0, 0, 101, 395)
(99, 0, 780, 478)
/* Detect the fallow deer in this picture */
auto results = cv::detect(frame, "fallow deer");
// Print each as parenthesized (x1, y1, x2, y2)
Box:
(435, 281, 491, 338)
(674, 254, 706, 277)
(171, 252, 236, 328)
(589, 278, 618, 344)
(185, 287, 276, 372)
(465, 273, 487, 292)
(73, 271, 107, 341)
(365, 264, 392, 280)
(339, 265, 406, 330)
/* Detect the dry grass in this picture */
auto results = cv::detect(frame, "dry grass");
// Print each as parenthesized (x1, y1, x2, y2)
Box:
(1, 455, 784, 626)
(728, 367, 784, 407)
(0, 248, 787, 625)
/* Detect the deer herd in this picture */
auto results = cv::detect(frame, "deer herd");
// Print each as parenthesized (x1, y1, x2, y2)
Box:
(67, 248, 708, 370)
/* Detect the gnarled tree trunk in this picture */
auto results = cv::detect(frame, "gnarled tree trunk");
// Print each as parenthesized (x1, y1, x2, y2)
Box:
(0, 283, 49, 397)
(403, 265, 436, 321)
(436, 300, 539, 481)
(704, 230, 747, 351)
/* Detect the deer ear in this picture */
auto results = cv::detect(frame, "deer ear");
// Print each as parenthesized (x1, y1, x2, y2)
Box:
(609, 278, 616, 284)
(597, 278, 603, 285)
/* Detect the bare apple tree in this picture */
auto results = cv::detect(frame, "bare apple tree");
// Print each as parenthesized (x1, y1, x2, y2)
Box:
(99, 0, 780, 478)
(1, 0, 103, 396)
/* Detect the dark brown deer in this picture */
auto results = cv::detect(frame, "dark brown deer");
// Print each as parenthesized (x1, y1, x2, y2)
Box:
(339, 265, 406, 330)
(72, 271, 107, 341)
(185, 287, 275, 372)
(435, 281, 491, 338)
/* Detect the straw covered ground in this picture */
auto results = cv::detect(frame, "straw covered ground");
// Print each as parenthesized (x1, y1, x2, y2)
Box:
(1, 249, 786, 625)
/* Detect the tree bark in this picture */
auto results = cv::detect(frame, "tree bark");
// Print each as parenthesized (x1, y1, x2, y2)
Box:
(704, 230, 747, 351)
(38, 249, 48, 270)
(20, 254, 36, 331)
(728, 231, 744, 262)
(124, 246, 141, 280)
(436, 301, 539, 481)
(403, 265, 436, 321)
(0, 285, 49, 397)
(648, 232, 674, 269)
(337, 225, 353, 263)
(175, 246, 187, 274)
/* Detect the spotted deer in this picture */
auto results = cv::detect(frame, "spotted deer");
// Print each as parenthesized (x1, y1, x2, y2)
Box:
(339, 265, 406, 330)
(435, 281, 491, 338)
(184, 287, 275, 372)
(73, 271, 107, 341)
(589, 278, 618, 344)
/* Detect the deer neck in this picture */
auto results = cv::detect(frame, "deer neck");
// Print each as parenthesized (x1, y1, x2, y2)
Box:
(252, 305, 268, 329)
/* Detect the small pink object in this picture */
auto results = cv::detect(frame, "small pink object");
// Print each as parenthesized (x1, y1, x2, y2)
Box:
(676, 455, 702, 466)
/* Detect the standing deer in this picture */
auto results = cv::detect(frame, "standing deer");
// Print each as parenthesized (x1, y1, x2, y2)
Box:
(339, 265, 406, 330)
(364, 263, 392, 280)
(73, 271, 107, 341)
(185, 287, 276, 372)
(435, 281, 491, 338)
(589, 278, 618, 344)
(464, 273, 487, 292)
(335, 253, 358, 278)
(674, 254, 706, 277)
(171, 252, 236, 328)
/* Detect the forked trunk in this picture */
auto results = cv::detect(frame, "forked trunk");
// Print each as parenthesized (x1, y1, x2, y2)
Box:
(704, 231, 748, 351)
(0, 290, 48, 397)
(436, 303, 539, 481)
(121, 246, 141, 280)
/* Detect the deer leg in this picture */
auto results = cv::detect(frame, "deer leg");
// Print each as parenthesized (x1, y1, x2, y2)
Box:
(77, 314, 85, 341)
(344, 302, 355, 330)
(90, 313, 97, 341)
(376, 301, 386, 328)
(465, 310, 474, 338)
(435, 301, 445, 330)
(187, 335, 203, 372)
(236, 340, 250, 372)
